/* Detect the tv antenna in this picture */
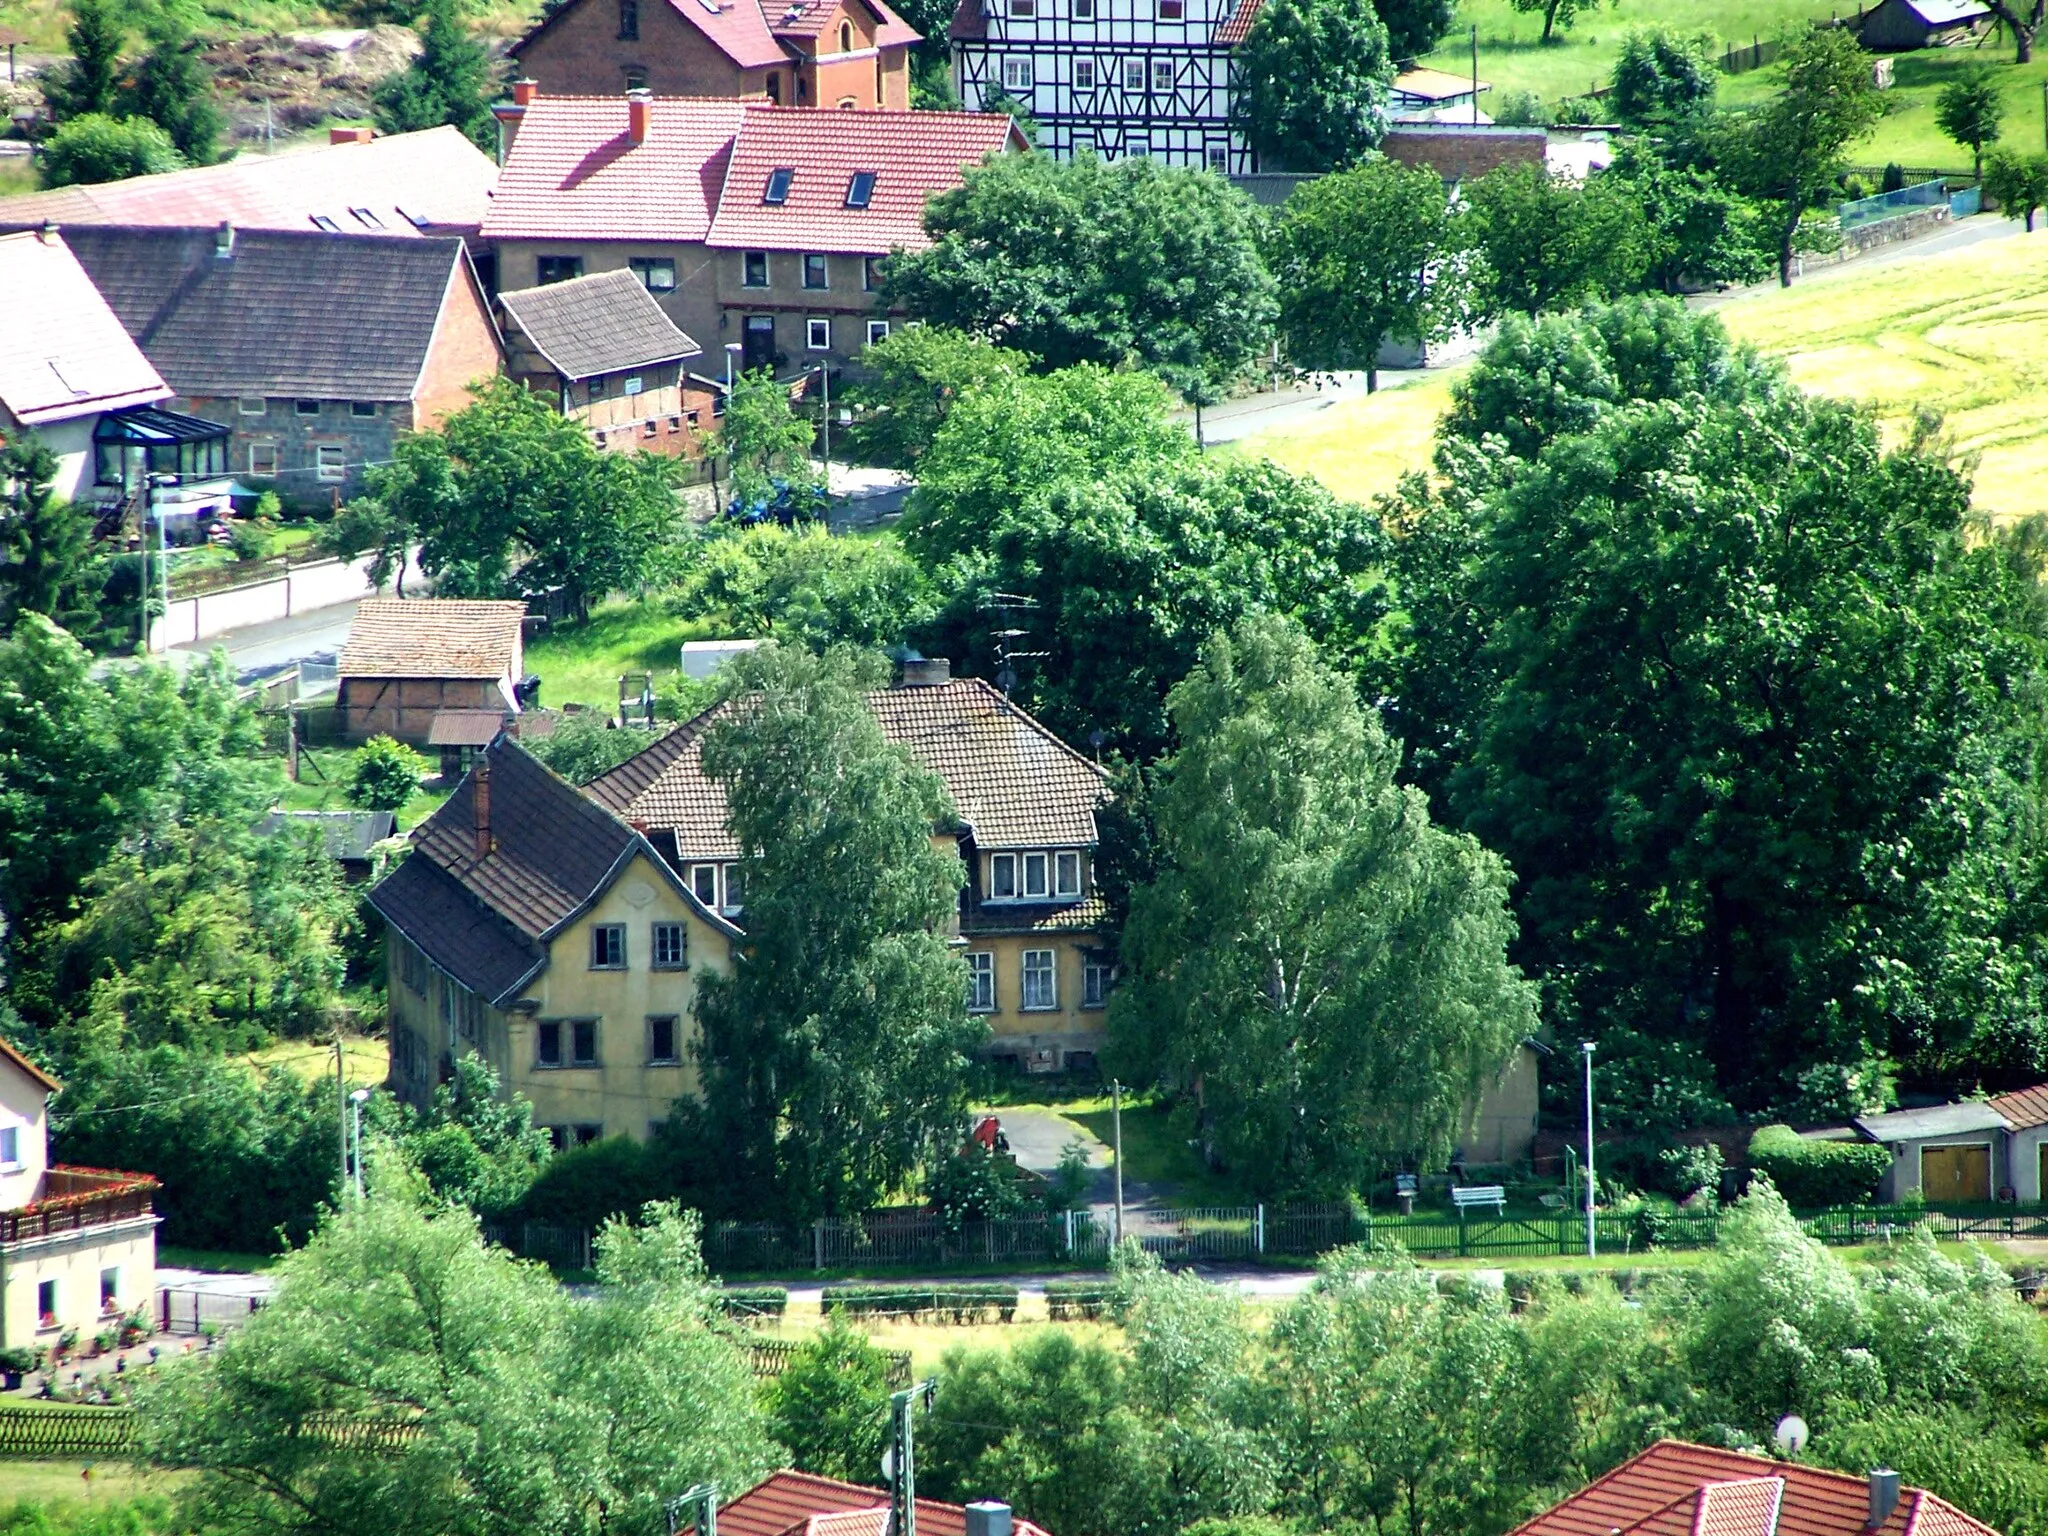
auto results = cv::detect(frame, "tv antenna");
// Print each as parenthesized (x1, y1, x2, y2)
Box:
(979, 590, 1047, 697)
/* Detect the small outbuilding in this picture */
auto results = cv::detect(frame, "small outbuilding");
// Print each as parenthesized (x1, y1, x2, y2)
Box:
(1989, 1084, 2048, 1203)
(337, 598, 528, 746)
(255, 810, 398, 881)
(1854, 1101, 2010, 1203)
(1857, 0, 1991, 51)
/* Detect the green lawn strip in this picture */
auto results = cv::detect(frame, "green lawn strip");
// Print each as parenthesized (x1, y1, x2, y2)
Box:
(1060, 1095, 1250, 1208)
(523, 598, 725, 713)
(156, 1246, 285, 1274)
(272, 744, 448, 830)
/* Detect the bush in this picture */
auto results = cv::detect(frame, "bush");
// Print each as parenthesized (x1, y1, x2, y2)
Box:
(523, 713, 654, 786)
(821, 1284, 1020, 1324)
(38, 113, 184, 188)
(720, 1285, 789, 1320)
(517, 1136, 672, 1227)
(762, 1315, 892, 1482)
(1747, 1124, 1891, 1207)
(1044, 1281, 1114, 1320)
(1659, 1142, 1726, 1201)
(347, 735, 430, 813)
(229, 521, 272, 563)
(1493, 89, 1551, 126)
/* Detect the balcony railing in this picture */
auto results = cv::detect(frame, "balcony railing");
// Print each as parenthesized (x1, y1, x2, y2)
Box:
(0, 1166, 160, 1245)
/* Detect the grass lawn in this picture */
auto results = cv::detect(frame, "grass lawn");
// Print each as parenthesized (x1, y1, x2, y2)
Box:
(1226, 370, 1456, 508)
(243, 1032, 386, 1088)
(525, 598, 724, 713)
(1059, 1094, 1249, 1208)
(273, 744, 449, 830)
(0, 1463, 187, 1507)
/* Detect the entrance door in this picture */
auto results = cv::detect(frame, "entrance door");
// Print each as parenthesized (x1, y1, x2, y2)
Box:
(1922, 1143, 1991, 1203)
(742, 315, 776, 376)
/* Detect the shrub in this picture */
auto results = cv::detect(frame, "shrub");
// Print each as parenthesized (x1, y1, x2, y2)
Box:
(518, 1136, 670, 1228)
(1747, 1124, 1891, 1207)
(1493, 89, 1551, 126)
(1659, 1142, 1726, 1200)
(1044, 1281, 1114, 1320)
(347, 735, 430, 813)
(721, 1286, 789, 1320)
(229, 521, 272, 563)
(38, 113, 185, 188)
(523, 713, 654, 786)
(821, 1284, 1019, 1324)
(762, 1315, 892, 1482)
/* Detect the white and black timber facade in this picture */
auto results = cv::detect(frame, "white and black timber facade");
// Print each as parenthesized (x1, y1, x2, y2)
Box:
(949, 0, 1262, 172)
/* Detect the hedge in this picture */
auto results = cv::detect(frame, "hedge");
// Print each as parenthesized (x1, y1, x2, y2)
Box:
(821, 1284, 1019, 1323)
(1748, 1124, 1892, 1207)
(720, 1286, 789, 1320)
(1044, 1281, 1114, 1321)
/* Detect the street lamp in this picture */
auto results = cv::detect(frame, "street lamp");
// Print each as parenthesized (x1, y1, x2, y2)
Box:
(724, 341, 743, 397)
(349, 1087, 371, 1200)
(1581, 1041, 1597, 1258)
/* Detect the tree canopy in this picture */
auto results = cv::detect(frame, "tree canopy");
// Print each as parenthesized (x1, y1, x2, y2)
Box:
(372, 0, 498, 149)
(38, 113, 184, 188)
(1231, 0, 1394, 172)
(1608, 29, 1718, 131)
(1464, 162, 1651, 316)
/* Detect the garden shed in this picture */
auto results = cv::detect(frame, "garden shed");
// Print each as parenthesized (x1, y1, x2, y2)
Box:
(1853, 1102, 2011, 1203)
(337, 598, 528, 746)
(1989, 1083, 2048, 1203)
(1857, 0, 1991, 51)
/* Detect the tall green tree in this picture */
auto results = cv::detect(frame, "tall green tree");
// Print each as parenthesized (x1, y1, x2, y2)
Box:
(1464, 162, 1651, 315)
(332, 378, 682, 620)
(1985, 147, 2048, 231)
(1977, 0, 2042, 62)
(368, 1056, 555, 1218)
(372, 0, 498, 150)
(1508, 0, 1605, 44)
(1378, 0, 1458, 63)
(1601, 144, 1771, 295)
(717, 368, 822, 514)
(41, 0, 126, 119)
(880, 153, 1277, 414)
(1268, 158, 1469, 392)
(1608, 29, 1718, 131)
(685, 644, 981, 1219)
(1714, 28, 1884, 285)
(843, 325, 1028, 470)
(1935, 72, 2003, 181)
(762, 1316, 893, 1481)
(37, 113, 184, 188)
(122, 18, 225, 166)
(681, 523, 935, 651)
(139, 1190, 778, 1536)
(1112, 619, 1535, 1194)
(0, 438, 98, 636)
(1230, 0, 1393, 171)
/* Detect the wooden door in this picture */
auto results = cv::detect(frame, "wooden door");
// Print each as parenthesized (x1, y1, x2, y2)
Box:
(1922, 1143, 1991, 1203)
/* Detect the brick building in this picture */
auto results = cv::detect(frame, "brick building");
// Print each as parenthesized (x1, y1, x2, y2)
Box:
(506, 0, 921, 108)
(58, 225, 503, 506)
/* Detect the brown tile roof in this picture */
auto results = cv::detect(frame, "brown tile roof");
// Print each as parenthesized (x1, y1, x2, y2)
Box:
(340, 599, 527, 681)
(586, 677, 1110, 857)
(499, 268, 702, 381)
(1508, 1442, 2002, 1536)
(1214, 0, 1263, 45)
(0, 1033, 62, 1095)
(706, 107, 1022, 255)
(0, 231, 169, 427)
(1990, 1083, 2048, 1129)
(769, 0, 923, 47)
(427, 708, 512, 747)
(720, 1472, 1051, 1536)
(963, 892, 1110, 937)
(0, 126, 496, 237)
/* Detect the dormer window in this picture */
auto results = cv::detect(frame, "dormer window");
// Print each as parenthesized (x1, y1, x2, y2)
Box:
(845, 170, 876, 208)
(988, 849, 1083, 902)
(1056, 850, 1082, 898)
(764, 166, 794, 203)
(991, 853, 1016, 899)
(839, 20, 853, 49)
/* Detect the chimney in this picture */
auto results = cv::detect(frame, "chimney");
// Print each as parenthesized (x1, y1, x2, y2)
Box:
(215, 219, 235, 259)
(512, 76, 538, 106)
(627, 87, 652, 145)
(898, 655, 952, 687)
(1869, 1470, 1901, 1528)
(328, 124, 374, 144)
(473, 755, 493, 858)
(964, 1506, 1011, 1536)
(37, 220, 57, 245)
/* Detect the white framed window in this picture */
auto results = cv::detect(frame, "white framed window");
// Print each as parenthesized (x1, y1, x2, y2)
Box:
(807, 317, 831, 350)
(743, 251, 770, 287)
(351, 206, 384, 230)
(315, 446, 347, 481)
(1021, 949, 1057, 1011)
(1073, 0, 1093, 14)
(721, 861, 745, 913)
(1157, 0, 1183, 14)
(590, 923, 626, 969)
(0, 1125, 19, 1171)
(1152, 58, 1174, 90)
(248, 443, 279, 477)
(1127, 137, 1151, 158)
(866, 319, 891, 347)
(966, 952, 995, 1012)
(1022, 851, 1049, 898)
(1122, 58, 1144, 89)
(1074, 59, 1095, 87)
(689, 863, 719, 907)
(1055, 850, 1082, 898)
(238, 397, 266, 416)
(1084, 958, 1113, 1009)
(1003, 57, 1033, 90)
(652, 921, 687, 969)
(1206, 143, 1229, 172)
(1009, 0, 1034, 14)
(990, 852, 1016, 900)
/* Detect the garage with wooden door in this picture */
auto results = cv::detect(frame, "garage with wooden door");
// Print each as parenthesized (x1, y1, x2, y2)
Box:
(1853, 1103, 2012, 1204)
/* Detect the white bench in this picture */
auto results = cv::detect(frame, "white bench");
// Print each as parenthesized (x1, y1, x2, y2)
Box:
(1451, 1184, 1507, 1215)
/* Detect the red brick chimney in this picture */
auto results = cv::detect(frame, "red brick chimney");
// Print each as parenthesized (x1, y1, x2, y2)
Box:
(627, 88, 652, 146)
(473, 755, 493, 858)
(328, 124, 374, 144)
(512, 77, 538, 106)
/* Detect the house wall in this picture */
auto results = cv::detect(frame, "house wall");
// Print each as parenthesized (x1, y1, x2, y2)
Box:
(1459, 1045, 1540, 1167)
(968, 932, 1107, 1071)
(0, 1063, 51, 1215)
(581, 379, 720, 462)
(340, 675, 515, 745)
(183, 394, 403, 509)
(495, 242, 725, 371)
(507, 851, 732, 1142)
(2012, 1126, 2048, 1204)
(1876, 1134, 2006, 1203)
(714, 246, 892, 373)
(414, 259, 508, 429)
(514, 0, 772, 97)
(14, 413, 97, 503)
(0, 1218, 157, 1351)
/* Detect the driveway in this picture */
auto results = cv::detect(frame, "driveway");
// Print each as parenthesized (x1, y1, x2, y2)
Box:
(978, 1105, 1173, 1213)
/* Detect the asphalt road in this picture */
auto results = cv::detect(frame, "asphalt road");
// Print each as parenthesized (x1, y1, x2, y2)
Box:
(167, 597, 362, 683)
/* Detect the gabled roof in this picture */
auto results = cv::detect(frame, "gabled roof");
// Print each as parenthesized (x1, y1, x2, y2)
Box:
(720, 1472, 1051, 1536)
(480, 96, 747, 244)
(1393, 66, 1490, 100)
(1989, 1083, 2048, 1130)
(0, 230, 169, 427)
(58, 227, 477, 402)
(586, 675, 1110, 858)
(1508, 1442, 2001, 1536)
(769, 0, 922, 48)
(1854, 1103, 2009, 1142)
(499, 269, 702, 381)
(1895, 0, 1991, 24)
(1213, 0, 1263, 45)
(0, 127, 496, 237)
(706, 107, 1022, 255)
(339, 599, 527, 681)
(511, 0, 919, 69)
(0, 1034, 62, 1096)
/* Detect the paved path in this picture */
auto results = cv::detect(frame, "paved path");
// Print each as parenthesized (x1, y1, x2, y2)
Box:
(167, 597, 362, 684)
(979, 1104, 1174, 1212)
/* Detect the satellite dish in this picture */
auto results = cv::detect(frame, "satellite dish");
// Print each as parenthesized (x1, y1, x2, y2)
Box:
(1774, 1415, 1810, 1457)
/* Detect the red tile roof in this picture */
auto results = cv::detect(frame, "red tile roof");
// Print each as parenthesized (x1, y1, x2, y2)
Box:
(1214, 0, 1263, 45)
(721, 1472, 1051, 1536)
(0, 230, 168, 427)
(0, 1033, 62, 1095)
(0, 126, 496, 237)
(769, 0, 922, 47)
(1989, 1083, 2048, 1129)
(1509, 1443, 2002, 1536)
(482, 96, 747, 243)
(706, 106, 1021, 254)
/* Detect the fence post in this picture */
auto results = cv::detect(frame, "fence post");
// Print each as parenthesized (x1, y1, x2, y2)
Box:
(1255, 1203, 1265, 1255)
(1063, 1207, 1074, 1254)
(1458, 1206, 1468, 1257)
(814, 1219, 825, 1270)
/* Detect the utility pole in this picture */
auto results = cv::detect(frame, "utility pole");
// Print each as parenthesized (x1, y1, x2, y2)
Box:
(820, 362, 832, 476)
(884, 1381, 936, 1536)
(1111, 1080, 1125, 1246)
(666, 1484, 718, 1536)
(336, 1036, 349, 1196)
(1581, 1041, 1597, 1259)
